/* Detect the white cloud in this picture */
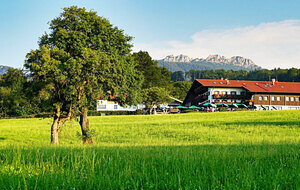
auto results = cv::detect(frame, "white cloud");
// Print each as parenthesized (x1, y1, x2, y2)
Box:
(133, 20, 300, 69)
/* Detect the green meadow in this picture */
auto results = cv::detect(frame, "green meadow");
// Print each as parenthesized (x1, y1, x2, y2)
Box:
(0, 110, 299, 189)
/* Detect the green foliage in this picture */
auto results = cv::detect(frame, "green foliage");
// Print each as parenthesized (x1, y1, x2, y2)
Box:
(174, 68, 300, 82)
(236, 108, 248, 111)
(218, 107, 227, 112)
(171, 71, 185, 81)
(76, 128, 97, 140)
(25, 6, 143, 117)
(142, 87, 171, 112)
(0, 111, 299, 189)
(180, 109, 198, 113)
(135, 109, 144, 115)
(169, 81, 192, 101)
(133, 51, 170, 89)
(0, 68, 39, 117)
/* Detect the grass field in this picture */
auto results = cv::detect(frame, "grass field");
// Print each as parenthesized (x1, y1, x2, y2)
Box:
(0, 110, 299, 189)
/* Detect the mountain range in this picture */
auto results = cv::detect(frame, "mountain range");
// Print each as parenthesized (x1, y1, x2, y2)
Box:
(157, 54, 262, 72)
(0, 54, 261, 75)
(0, 65, 10, 75)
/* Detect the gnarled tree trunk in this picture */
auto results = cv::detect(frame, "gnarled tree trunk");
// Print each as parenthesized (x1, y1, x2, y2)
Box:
(149, 106, 154, 115)
(50, 105, 73, 144)
(79, 106, 93, 144)
(51, 107, 61, 144)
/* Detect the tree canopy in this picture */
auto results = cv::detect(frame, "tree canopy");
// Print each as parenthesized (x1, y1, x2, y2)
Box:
(172, 68, 300, 82)
(133, 51, 170, 89)
(142, 87, 171, 114)
(25, 6, 143, 144)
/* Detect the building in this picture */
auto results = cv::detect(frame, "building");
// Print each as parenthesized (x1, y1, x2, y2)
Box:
(96, 100, 145, 111)
(183, 79, 300, 110)
(96, 96, 182, 113)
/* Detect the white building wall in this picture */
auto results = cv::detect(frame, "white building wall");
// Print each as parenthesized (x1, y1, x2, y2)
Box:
(96, 100, 145, 111)
(256, 105, 300, 111)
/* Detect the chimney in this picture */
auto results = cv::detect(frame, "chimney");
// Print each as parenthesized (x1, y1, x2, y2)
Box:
(226, 79, 230, 85)
(272, 78, 276, 85)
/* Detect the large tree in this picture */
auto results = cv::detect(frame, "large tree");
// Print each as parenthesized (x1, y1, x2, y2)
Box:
(25, 6, 143, 144)
(133, 51, 170, 89)
(133, 51, 172, 114)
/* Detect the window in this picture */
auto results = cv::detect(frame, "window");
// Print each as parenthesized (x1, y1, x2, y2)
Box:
(277, 97, 281, 101)
(271, 96, 275, 101)
(291, 97, 295, 101)
(231, 91, 236, 95)
(286, 97, 289, 101)
(227, 99, 231, 102)
(241, 91, 245, 95)
(214, 91, 219, 95)
(222, 91, 227, 95)
(98, 105, 106, 109)
(259, 96, 263, 101)
(114, 105, 118, 109)
(264, 96, 268, 101)
(296, 97, 299, 102)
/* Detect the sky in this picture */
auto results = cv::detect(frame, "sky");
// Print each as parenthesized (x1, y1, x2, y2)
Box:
(1, 0, 300, 69)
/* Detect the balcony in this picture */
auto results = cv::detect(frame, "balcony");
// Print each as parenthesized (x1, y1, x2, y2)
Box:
(213, 94, 247, 99)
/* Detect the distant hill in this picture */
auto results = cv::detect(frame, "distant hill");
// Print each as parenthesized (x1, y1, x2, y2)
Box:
(0, 65, 10, 75)
(157, 54, 262, 72)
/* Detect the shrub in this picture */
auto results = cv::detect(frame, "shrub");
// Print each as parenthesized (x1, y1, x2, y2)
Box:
(135, 109, 144, 115)
(219, 107, 228, 112)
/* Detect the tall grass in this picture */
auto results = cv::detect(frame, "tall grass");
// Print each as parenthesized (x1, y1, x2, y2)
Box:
(0, 110, 299, 189)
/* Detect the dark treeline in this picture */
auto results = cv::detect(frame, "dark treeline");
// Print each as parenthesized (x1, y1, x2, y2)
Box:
(171, 68, 300, 82)
(0, 68, 50, 118)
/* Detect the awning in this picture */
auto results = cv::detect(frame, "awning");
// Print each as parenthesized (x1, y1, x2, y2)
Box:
(189, 106, 202, 109)
(178, 106, 189, 109)
(201, 103, 217, 108)
(217, 103, 229, 107)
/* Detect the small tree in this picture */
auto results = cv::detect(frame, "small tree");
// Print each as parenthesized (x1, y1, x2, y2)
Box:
(25, 6, 143, 144)
(142, 87, 171, 114)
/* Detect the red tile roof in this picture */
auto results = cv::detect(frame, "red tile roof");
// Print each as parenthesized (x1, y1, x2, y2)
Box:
(195, 79, 300, 93)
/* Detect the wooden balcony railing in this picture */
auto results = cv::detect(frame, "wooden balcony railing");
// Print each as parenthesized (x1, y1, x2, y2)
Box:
(213, 94, 248, 99)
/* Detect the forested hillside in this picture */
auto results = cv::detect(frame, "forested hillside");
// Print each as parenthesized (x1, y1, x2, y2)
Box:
(171, 68, 300, 82)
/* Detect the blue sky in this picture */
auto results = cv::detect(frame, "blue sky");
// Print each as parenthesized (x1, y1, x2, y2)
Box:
(1, 0, 300, 69)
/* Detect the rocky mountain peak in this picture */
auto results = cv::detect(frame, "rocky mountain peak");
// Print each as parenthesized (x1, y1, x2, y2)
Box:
(229, 56, 255, 67)
(0, 65, 10, 75)
(159, 54, 261, 71)
(205, 54, 228, 64)
(163, 54, 191, 63)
